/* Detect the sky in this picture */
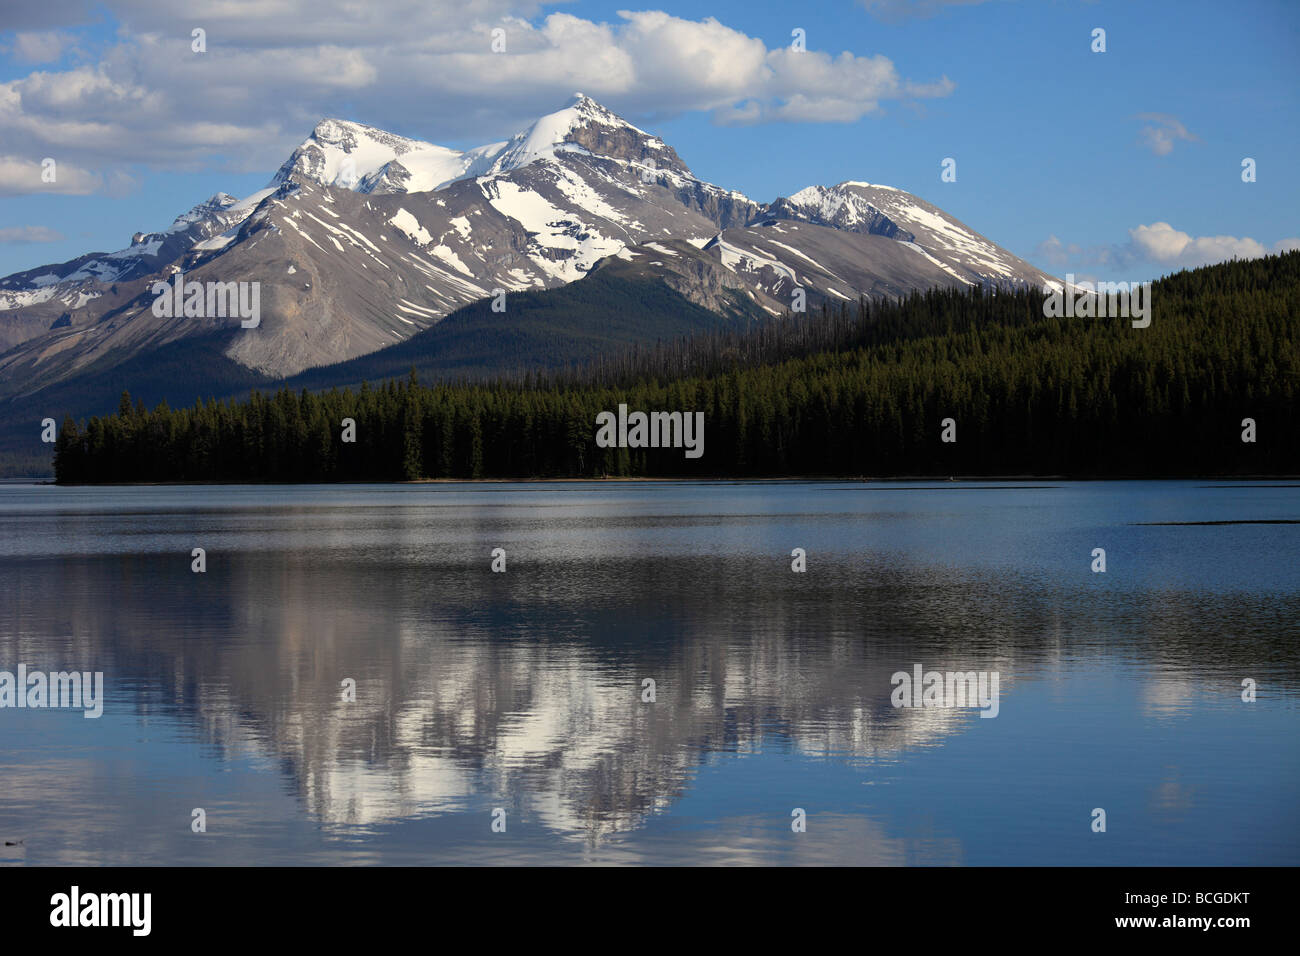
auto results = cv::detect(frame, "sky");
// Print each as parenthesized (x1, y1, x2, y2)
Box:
(0, 0, 1296, 281)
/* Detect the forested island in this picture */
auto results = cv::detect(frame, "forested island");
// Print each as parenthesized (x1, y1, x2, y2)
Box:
(52, 252, 1299, 482)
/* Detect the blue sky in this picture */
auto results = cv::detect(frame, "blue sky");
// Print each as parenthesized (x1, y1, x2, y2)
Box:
(1, 0, 1296, 280)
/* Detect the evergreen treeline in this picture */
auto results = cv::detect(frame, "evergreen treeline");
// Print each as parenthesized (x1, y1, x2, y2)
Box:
(54, 252, 1300, 482)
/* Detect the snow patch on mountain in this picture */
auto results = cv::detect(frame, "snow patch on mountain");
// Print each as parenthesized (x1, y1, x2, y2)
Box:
(0, 288, 56, 311)
(388, 209, 434, 246)
(711, 236, 798, 286)
(899, 240, 973, 285)
(482, 178, 625, 281)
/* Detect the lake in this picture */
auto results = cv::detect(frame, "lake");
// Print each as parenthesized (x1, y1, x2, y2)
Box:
(0, 480, 1296, 865)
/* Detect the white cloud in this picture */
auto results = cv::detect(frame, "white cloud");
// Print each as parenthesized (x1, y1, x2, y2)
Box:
(0, 155, 130, 196)
(1034, 222, 1300, 276)
(0, 225, 64, 243)
(8, 31, 75, 63)
(1128, 222, 1290, 269)
(1033, 234, 1081, 268)
(1135, 113, 1199, 156)
(0, 2, 955, 193)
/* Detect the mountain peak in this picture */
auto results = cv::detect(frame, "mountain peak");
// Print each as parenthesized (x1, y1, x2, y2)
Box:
(269, 93, 693, 194)
(567, 92, 613, 113)
(303, 118, 434, 157)
(272, 118, 469, 192)
(485, 94, 689, 177)
(499, 96, 627, 159)
(310, 117, 362, 140)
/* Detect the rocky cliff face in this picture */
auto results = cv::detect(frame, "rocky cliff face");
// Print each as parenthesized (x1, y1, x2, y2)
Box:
(0, 94, 1058, 401)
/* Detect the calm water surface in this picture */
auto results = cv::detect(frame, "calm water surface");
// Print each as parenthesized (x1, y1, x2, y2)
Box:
(0, 480, 1296, 865)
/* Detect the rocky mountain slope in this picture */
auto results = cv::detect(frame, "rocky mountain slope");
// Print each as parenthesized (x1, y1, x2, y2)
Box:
(0, 94, 1056, 404)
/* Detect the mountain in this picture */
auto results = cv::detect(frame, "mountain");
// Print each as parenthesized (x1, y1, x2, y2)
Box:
(0, 93, 1057, 468)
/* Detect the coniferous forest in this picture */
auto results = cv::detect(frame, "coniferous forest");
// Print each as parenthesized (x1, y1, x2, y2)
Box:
(52, 252, 1299, 482)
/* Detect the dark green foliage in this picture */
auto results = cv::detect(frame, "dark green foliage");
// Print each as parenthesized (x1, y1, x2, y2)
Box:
(1, 273, 745, 478)
(0, 332, 272, 478)
(53, 252, 1300, 482)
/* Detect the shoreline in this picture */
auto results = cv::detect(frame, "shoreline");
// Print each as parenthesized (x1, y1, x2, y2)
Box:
(15, 473, 1300, 487)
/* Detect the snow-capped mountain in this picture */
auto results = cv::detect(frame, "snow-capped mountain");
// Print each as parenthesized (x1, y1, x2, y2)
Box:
(269, 119, 507, 194)
(0, 94, 1056, 400)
